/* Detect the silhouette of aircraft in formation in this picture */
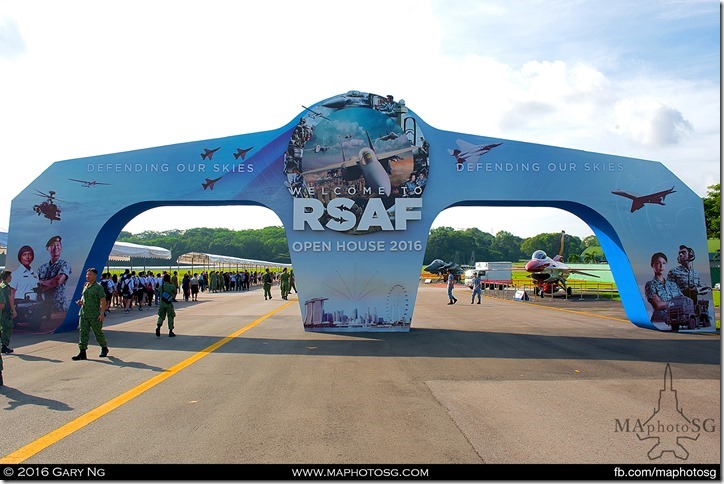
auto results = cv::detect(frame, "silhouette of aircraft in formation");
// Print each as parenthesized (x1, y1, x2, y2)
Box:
(202, 176, 223, 191)
(234, 147, 253, 160)
(201, 147, 220, 160)
(611, 187, 676, 213)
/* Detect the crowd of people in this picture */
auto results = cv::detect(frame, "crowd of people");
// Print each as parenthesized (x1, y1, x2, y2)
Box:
(0, 265, 297, 386)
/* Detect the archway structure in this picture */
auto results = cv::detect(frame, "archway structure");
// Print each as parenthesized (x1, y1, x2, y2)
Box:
(7, 90, 714, 334)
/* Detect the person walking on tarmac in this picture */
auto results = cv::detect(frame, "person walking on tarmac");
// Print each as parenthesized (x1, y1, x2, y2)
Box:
(447, 269, 458, 305)
(289, 269, 297, 294)
(72, 268, 109, 360)
(263, 268, 273, 300)
(279, 268, 290, 300)
(0, 271, 16, 354)
(156, 273, 177, 337)
(471, 271, 482, 304)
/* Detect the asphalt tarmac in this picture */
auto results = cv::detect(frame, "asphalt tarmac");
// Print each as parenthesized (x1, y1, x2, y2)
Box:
(0, 283, 719, 469)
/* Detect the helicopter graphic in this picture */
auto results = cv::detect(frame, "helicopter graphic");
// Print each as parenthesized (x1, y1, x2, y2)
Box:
(32, 189, 63, 223)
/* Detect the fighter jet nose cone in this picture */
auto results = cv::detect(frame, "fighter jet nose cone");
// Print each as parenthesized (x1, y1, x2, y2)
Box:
(525, 260, 540, 272)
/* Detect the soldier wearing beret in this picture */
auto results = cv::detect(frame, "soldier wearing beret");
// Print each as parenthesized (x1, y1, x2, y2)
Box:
(37, 235, 72, 312)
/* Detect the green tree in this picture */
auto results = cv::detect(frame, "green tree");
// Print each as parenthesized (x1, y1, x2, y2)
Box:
(490, 230, 526, 262)
(703, 183, 720, 239)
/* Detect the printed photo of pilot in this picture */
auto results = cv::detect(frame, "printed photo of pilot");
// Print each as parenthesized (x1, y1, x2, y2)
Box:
(644, 244, 714, 331)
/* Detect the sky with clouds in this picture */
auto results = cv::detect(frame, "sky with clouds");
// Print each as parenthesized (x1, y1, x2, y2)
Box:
(0, 0, 719, 240)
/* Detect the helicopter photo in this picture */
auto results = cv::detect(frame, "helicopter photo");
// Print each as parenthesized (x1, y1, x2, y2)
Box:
(32, 189, 62, 223)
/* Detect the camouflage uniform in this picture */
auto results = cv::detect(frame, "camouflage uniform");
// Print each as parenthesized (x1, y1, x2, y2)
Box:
(667, 265, 702, 302)
(0, 284, 6, 374)
(37, 258, 72, 311)
(645, 278, 682, 322)
(78, 282, 108, 351)
(279, 270, 290, 300)
(0, 281, 13, 348)
(263, 271, 273, 300)
(157, 281, 177, 331)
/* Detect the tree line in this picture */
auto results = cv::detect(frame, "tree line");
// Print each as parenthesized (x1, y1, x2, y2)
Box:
(117, 185, 720, 265)
(117, 226, 599, 266)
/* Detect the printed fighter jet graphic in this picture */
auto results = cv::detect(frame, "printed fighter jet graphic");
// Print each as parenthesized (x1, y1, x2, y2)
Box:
(68, 178, 111, 188)
(524, 231, 603, 294)
(233, 147, 253, 160)
(312, 144, 330, 153)
(321, 90, 371, 110)
(301, 105, 331, 121)
(301, 131, 412, 197)
(377, 131, 399, 141)
(448, 140, 503, 165)
(201, 147, 221, 160)
(201, 176, 223, 191)
(611, 187, 676, 213)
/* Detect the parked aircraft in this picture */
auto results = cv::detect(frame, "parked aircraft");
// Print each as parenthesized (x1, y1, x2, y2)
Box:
(524, 231, 601, 295)
(301, 131, 411, 197)
(611, 187, 676, 213)
(201, 147, 220, 160)
(424, 259, 464, 276)
(448, 140, 502, 165)
(233, 147, 253, 160)
(201, 176, 223, 191)
(68, 178, 110, 188)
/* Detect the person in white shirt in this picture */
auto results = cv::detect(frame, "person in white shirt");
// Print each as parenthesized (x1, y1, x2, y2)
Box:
(154, 273, 163, 306)
(10, 245, 39, 303)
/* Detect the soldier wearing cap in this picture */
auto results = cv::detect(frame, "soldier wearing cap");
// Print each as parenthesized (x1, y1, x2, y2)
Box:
(72, 267, 109, 360)
(37, 235, 72, 312)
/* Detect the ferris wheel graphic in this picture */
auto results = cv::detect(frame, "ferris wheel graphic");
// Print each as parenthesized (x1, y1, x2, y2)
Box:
(386, 284, 410, 323)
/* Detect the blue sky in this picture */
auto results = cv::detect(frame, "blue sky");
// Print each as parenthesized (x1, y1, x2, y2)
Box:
(0, 0, 719, 239)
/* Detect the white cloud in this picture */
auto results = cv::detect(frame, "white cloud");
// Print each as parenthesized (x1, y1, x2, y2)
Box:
(613, 99, 692, 147)
(0, 0, 718, 240)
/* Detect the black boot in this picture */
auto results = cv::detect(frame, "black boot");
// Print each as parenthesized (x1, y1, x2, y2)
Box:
(99, 347, 109, 357)
(72, 349, 87, 361)
(155, 325, 161, 337)
(168, 330, 176, 337)
(1, 345, 13, 354)
(0, 371, 3, 386)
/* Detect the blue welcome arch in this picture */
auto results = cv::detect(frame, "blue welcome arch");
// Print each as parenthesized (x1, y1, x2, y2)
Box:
(7, 91, 714, 334)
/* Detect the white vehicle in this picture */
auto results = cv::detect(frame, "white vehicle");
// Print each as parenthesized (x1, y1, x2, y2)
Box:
(465, 261, 513, 290)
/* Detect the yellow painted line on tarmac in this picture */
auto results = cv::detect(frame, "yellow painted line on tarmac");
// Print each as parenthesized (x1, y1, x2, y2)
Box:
(0, 299, 297, 464)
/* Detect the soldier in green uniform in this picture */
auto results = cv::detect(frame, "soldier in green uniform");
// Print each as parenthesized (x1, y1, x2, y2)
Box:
(171, 271, 179, 301)
(289, 269, 297, 294)
(0, 271, 14, 385)
(263, 268, 273, 300)
(279, 268, 290, 300)
(0, 271, 16, 354)
(72, 268, 109, 361)
(156, 273, 177, 337)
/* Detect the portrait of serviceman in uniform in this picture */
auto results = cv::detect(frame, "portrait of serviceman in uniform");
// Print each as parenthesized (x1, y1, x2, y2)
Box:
(37, 235, 72, 312)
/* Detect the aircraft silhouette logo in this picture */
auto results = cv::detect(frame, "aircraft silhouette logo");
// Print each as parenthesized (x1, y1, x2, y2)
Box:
(637, 363, 700, 460)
